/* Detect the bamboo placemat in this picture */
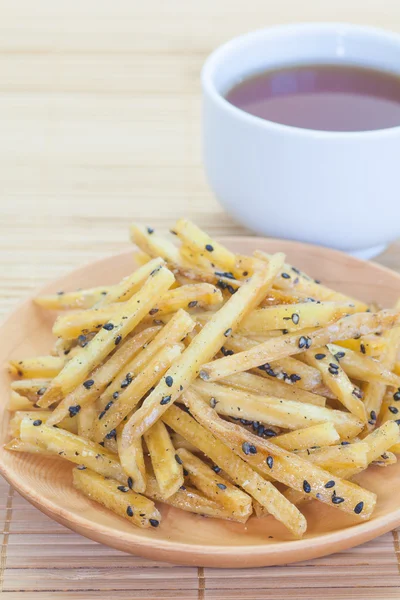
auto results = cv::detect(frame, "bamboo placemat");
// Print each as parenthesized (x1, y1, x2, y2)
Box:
(2, 1, 400, 597)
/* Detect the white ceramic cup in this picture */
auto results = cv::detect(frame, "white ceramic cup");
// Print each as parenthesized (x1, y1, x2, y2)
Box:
(202, 23, 400, 259)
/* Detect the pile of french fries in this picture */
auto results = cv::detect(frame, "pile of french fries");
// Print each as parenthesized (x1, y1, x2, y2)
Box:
(6, 219, 400, 537)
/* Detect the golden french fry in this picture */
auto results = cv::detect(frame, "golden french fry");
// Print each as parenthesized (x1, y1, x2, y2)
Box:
(37, 265, 174, 407)
(9, 411, 77, 437)
(118, 432, 147, 493)
(193, 380, 363, 439)
(302, 347, 367, 422)
(176, 448, 252, 522)
(185, 393, 377, 520)
(77, 403, 97, 439)
(7, 356, 64, 379)
(11, 379, 52, 403)
(96, 310, 194, 412)
(95, 344, 183, 443)
(73, 468, 161, 529)
(220, 372, 326, 406)
(296, 443, 369, 470)
(335, 336, 385, 356)
(20, 419, 128, 484)
(145, 474, 240, 521)
(170, 432, 200, 453)
(99, 258, 166, 306)
(163, 401, 307, 537)
(143, 420, 183, 498)
(272, 423, 340, 451)
(5, 438, 51, 455)
(200, 310, 400, 382)
(8, 391, 37, 411)
(34, 286, 112, 310)
(179, 246, 215, 272)
(119, 256, 285, 484)
(239, 302, 359, 335)
(46, 326, 160, 425)
(327, 343, 400, 386)
(130, 225, 182, 263)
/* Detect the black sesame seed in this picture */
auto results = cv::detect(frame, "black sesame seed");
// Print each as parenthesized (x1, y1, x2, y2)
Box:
(324, 480, 335, 489)
(352, 388, 363, 398)
(126, 506, 134, 517)
(37, 387, 47, 396)
(118, 486, 129, 492)
(389, 406, 399, 414)
(291, 313, 300, 325)
(78, 334, 87, 347)
(393, 390, 400, 401)
(121, 374, 133, 389)
(217, 483, 227, 490)
(360, 343, 366, 354)
(221, 347, 234, 357)
(334, 351, 345, 360)
(282, 329, 289, 334)
(68, 405, 81, 417)
(188, 300, 198, 308)
(160, 395, 171, 405)
(328, 367, 338, 375)
(291, 267, 301, 274)
(329, 362, 339, 370)
(281, 273, 291, 279)
(290, 374, 301, 383)
(354, 501, 364, 514)
(77, 465, 86, 470)
(264, 429, 277, 438)
(83, 379, 94, 389)
(105, 401, 113, 411)
(332, 495, 345, 504)
(257, 424, 265, 436)
(32, 419, 42, 426)
(303, 480, 311, 493)
(205, 244, 214, 252)
(103, 322, 114, 331)
(224, 328, 232, 337)
(150, 519, 159, 527)
(57, 290, 64, 295)
(165, 375, 173, 387)
(113, 391, 120, 400)
(99, 441, 105, 447)
(127, 477, 133, 489)
(105, 428, 117, 440)
(243, 271, 248, 277)
(242, 442, 252, 455)
(147, 227, 154, 234)
(175, 454, 183, 465)
(266, 456, 274, 469)
(298, 336, 312, 349)
(180, 485, 186, 491)
(341, 441, 350, 445)
(183, 468, 189, 476)
(98, 410, 106, 420)
(212, 465, 221, 473)
(370, 410, 377, 421)
(115, 335, 122, 345)
(179, 385, 183, 391)
(210, 397, 218, 408)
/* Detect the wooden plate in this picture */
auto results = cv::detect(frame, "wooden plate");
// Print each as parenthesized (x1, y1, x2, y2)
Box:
(1, 237, 400, 568)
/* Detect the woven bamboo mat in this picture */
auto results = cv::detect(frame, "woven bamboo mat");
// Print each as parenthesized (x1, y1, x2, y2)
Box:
(2, 1, 400, 597)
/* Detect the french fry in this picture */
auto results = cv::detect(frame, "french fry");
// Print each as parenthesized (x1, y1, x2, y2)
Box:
(118, 433, 147, 493)
(143, 420, 184, 498)
(37, 265, 174, 407)
(173, 218, 237, 273)
(296, 443, 369, 470)
(45, 326, 160, 425)
(335, 336, 385, 356)
(35, 286, 112, 310)
(130, 225, 182, 263)
(302, 347, 367, 422)
(145, 474, 240, 521)
(371, 451, 397, 467)
(98, 258, 166, 306)
(272, 423, 340, 451)
(254, 250, 367, 311)
(94, 344, 183, 443)
(239, 302, 359, 335)
(170, 432, 200, 453)
(11, 379, 53, 403)
(133, 250, 152, 267)
(119, 256, 285, 484)
(176, 448, 252, 522)
(327, 343, 400, 386)
(220, 372, 326, 406)
(73, 468, 161, 528)
(8, 391, 37, 411)
(163, 402, 307, 537)
(19, 419, 128, 484)
(5, 438, 51, 455)
(179, 246, 216, 272)
(96, 310, 194, 412)
(77, 404, 97, 439)
(260, 289, 322, 306)
(9, 411, 77, 437)
(7, 356, 64, 379)
(185, 393, 377, 520)
(192, 380, 363, 438)
(200, 310, 400, 382)
(53, 284, 221, 340)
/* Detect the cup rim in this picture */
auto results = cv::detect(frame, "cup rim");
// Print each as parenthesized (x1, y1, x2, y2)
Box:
(201, 22, 400, 138)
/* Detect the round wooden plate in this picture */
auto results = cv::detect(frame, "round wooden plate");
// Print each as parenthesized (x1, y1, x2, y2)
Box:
(1, 237, 400, 568)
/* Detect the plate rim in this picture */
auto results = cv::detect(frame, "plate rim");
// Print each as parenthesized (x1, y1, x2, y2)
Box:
(1, 236, 400, 567)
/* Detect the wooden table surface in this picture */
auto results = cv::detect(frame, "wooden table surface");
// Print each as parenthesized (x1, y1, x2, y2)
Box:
(1, 1, 400, 598)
